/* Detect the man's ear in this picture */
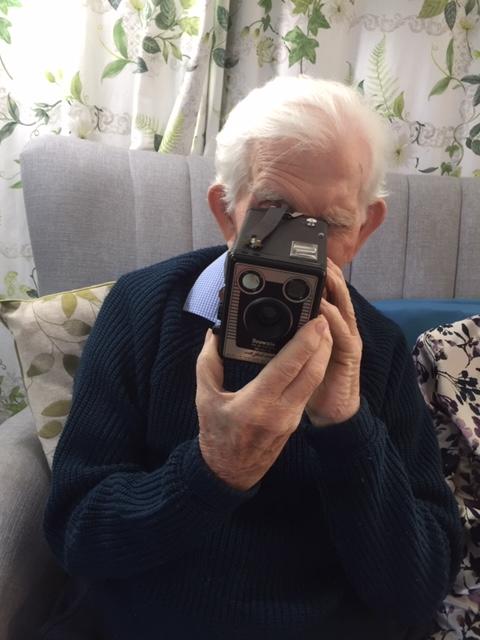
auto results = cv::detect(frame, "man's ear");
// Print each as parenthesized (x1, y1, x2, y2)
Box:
(354, 198, 387, 254)
(208, 184, 237, 246)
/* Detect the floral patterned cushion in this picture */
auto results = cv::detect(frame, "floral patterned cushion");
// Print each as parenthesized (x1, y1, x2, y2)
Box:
(413, 315, 480, 639)
(0, 282, 115, 467)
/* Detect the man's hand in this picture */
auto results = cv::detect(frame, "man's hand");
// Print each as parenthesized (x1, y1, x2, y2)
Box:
(196, 317, 333, 491)
(306, 258, 362, 427)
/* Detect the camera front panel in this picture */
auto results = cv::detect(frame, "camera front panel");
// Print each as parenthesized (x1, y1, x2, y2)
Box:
(222, 262, 321, 365)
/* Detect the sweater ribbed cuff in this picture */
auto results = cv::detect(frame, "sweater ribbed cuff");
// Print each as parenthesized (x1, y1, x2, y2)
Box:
(301, 397, 383, 474)
(181, 437, 260, 512)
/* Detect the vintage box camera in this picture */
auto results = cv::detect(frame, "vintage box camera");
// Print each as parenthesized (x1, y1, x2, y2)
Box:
(217, 203, 327, 365)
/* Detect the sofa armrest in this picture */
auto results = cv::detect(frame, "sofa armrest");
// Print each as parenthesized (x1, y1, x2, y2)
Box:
(0, 407, 65, 640)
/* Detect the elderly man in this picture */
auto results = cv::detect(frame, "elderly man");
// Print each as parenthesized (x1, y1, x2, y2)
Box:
(41, 77, 461, 640)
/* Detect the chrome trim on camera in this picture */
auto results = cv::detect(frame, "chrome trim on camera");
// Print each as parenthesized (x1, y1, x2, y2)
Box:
(237, 269, 265, 295)
(282, 278, 311, 303)
(290, 241, 318, 261)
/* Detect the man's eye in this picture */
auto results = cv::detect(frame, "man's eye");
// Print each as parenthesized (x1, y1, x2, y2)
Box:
(318, 215, 351, 230)
(326, 222, 350, 231)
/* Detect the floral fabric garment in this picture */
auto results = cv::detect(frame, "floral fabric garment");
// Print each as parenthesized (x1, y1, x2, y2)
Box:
(413, 316, 480, 639)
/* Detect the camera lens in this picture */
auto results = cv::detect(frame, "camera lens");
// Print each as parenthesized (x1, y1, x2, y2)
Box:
(284, 278, 310, 302)
(239, 271, 264, 293)
(244, 298, 293, 341)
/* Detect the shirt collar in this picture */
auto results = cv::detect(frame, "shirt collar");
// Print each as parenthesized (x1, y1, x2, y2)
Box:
(183, 251, 227, 325)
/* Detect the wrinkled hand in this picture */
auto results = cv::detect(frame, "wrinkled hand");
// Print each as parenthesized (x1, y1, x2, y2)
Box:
(196, 317, 333, 491)
(306, 258, 362, 427)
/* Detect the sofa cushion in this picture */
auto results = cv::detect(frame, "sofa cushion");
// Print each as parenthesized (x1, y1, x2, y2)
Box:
(0, 282, 114, 466)
(373, 298, 480, 348)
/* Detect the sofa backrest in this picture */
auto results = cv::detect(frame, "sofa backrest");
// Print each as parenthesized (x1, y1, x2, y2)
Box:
(20, 135, 480, 299)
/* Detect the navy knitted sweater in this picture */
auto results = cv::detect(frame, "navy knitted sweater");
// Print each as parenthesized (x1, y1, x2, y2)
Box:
(43, 247, 462, 640)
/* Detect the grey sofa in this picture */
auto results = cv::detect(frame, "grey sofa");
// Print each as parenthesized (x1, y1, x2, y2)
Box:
(1, 134, 479, 640)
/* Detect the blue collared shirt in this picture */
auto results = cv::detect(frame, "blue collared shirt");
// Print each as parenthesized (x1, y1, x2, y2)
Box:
(183, 251, 227, 325)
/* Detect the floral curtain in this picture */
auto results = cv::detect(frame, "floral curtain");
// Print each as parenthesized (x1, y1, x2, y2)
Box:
(1, 0, 479, 427)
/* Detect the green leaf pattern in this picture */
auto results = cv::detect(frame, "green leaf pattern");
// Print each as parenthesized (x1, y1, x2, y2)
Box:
(284, 25, 319, 66)
(63, 354, 80, 378)
(27, 353, 54, 377)
(0, 375, 27, 419)
(159, 112, 185, 153)
(0, 283, 114, 460)
(38, 420, 62, 438)
(102, 58, 130, 80)
(179, 16, 199, 35)
(418, 0, 448, 19)
(113, 18, 129, 58)
(0, 272, 36, 299)
(366, 36, 399, 118)
(70, 71, 83, 102)
(61, 293, 77, 319)
(0, 16, 12, 44)
(41, 399, 72, 417)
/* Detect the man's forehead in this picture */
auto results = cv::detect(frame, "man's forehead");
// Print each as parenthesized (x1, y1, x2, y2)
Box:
(244, 140, 367, 228)
(250, 138, 317, 171)
(250, 137, 365, 180)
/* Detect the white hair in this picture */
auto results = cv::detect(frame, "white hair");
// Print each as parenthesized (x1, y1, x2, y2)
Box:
(214, 75, 391, 214)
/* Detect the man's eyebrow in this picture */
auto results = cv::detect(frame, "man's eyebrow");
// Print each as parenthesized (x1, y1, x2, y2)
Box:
(321, 207, 356, 228)
(251, 189, 286, 204)
(251, 190, 356, 228)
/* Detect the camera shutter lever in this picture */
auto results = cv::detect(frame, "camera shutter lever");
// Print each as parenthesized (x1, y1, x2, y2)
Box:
(247, 203, 291, 249)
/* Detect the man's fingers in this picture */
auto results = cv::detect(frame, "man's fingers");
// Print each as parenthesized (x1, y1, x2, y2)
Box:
(250, 316, 327, 398)
(320, 298, 360, 356)
(196, 329, 224, 394)
(283, 320, 333, 406)
(325, 258, 359, 336)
